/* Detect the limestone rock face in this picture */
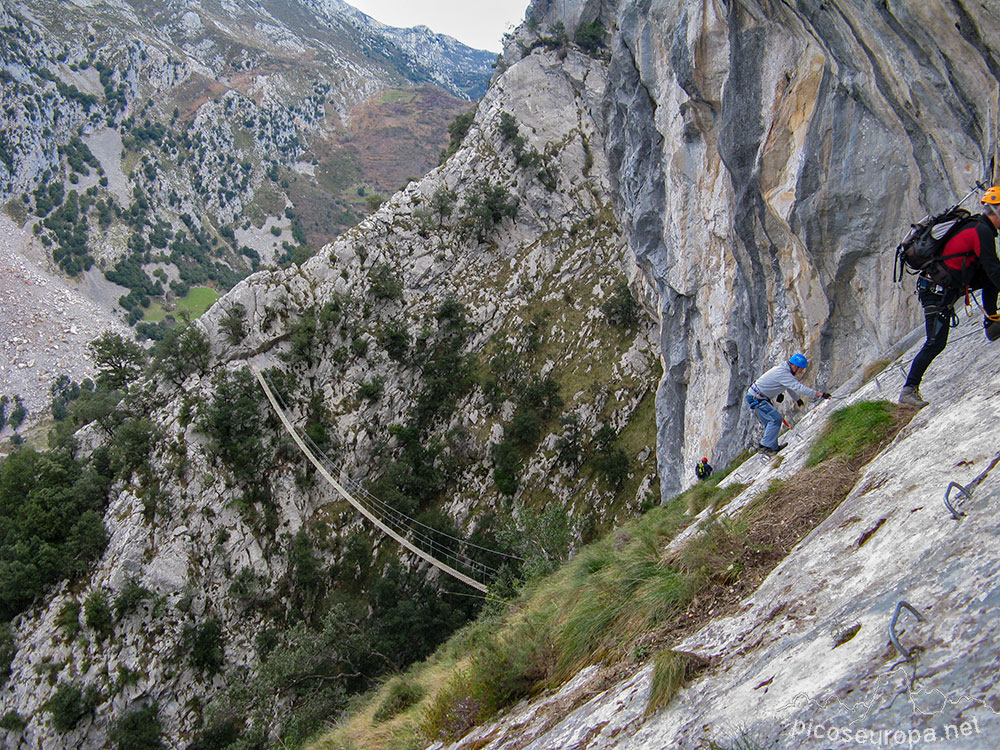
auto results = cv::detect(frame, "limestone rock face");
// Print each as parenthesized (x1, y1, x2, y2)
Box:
(518, 0, 1000, 497)
(427, 309, 1000, 750)
(6, 0, 1000, 746)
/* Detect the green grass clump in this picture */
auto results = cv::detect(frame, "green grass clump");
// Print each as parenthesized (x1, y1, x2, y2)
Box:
(806, 401, 896, 467)
(646, 650, 705, 715)
(676, 475, 747, 516)
(372, 677, 425, 724)
(421, 610, 557, 741)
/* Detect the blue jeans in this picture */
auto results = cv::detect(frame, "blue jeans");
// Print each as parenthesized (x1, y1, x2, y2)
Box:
(746, 393, 782, 449)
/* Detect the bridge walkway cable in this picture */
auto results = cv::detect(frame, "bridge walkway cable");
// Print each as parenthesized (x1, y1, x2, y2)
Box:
(251, 365, 521, 593)
(258, 370, 522, 578)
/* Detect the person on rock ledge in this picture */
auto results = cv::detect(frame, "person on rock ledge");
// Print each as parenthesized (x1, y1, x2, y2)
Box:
(899, 186, 1000, 409)
(695, 456, 713, 481)
(746, 353, 831, 455)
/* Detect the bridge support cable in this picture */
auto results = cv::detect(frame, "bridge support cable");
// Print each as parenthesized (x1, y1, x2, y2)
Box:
(257, 370, 522, 576)
(251, 365, 490, 593)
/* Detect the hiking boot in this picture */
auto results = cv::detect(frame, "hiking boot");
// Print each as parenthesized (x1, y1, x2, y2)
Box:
(758, 442, 787, 455)
(987, 320, 1000, 342)
(898, 386, 928, 408)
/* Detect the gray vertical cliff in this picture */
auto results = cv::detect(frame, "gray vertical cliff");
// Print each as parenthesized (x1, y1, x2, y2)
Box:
(520, 0, 1000, 497)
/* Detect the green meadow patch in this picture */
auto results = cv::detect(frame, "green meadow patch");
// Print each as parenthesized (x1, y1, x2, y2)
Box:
(144, 286, 219, 322)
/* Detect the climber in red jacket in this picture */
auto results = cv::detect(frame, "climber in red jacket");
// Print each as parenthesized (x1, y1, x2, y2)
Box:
(899, 186, 1000, 408)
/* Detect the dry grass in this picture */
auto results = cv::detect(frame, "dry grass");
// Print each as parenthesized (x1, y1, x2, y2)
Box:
(862, 358, 892, 383)
(646, 650, 709, 715)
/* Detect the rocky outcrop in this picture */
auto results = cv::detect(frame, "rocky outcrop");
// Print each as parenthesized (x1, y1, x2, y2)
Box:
(426, 311, 1000, 749)
(518, 0, 1000, 498)
(0, 29, 660, 749)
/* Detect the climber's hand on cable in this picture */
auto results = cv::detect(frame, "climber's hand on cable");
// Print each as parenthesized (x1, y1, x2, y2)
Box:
(820, 392, 832, 399)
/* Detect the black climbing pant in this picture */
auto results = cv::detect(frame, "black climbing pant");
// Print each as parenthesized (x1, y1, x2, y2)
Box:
(904, 280, 959, 389)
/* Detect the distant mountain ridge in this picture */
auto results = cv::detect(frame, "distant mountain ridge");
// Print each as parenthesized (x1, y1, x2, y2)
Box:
(303, 0, 498, 97)
(0, 0, 491, 415)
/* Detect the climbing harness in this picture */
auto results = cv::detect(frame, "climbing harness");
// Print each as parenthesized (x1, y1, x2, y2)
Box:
(964, 288, 1000, 322)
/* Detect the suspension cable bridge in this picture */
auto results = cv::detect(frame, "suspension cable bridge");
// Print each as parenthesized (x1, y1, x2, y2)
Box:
(251, 365, 521, 593)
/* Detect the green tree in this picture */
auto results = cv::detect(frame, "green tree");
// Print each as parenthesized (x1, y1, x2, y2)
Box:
(151, 324, 210, 386)
(109, 702, 163, 750)
(284, 313, 318, 368)
(491, 441, 522, 496)
(183, 619, 226, 678)
(204, 605, 377, 747)
(56, 599, 81, 640)
(0, 449, 112, 621)
(429, 185, 458, 227)
(8, 396, 26, 431)
(601, 280, 640, 328)
(498, 111, 520, 142)
(0, 711, 25, 731)
(460, 180, 518, 243)
(218, 302, 247, 345)
(575, 20, 606, 54)
(365, 193, 387, 213)
(197, 368, 266, 478)
(441, 110, 475, 162)
(378, 320, 409, 361)
(84, 588, 113, 639)
(368, 263, 403, 301)
(0, 625, 14, 686)
(357, 377, 384, 402)
(46, 681, 100, 732)
(114, 578, 153, 620)
(69, 387, 123, 436)
(109, 418, 158, 478)
(555, 413, 584, 468)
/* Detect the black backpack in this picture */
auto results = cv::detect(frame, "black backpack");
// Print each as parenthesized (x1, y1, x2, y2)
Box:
(894, 207, 980, 287)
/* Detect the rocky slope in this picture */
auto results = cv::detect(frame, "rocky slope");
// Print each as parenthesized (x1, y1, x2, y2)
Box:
(0, 17, 661, 749)
(426, 315, 1000, 750)
(4, 0, 1000, 748)
(0, 0, 490, 417)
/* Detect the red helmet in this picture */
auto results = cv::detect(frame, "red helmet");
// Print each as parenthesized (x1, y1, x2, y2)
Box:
(701, 457, 708, 462)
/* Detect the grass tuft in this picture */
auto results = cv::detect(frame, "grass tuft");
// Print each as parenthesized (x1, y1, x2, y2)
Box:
(806, 401, 897, 467)
(372, 677, 425, 724)
(862, 358, 892, 383)
(646, 650, 708, 715)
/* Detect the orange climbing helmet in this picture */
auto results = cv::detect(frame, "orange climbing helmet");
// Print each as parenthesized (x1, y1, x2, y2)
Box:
(981, 185, 1000, 205)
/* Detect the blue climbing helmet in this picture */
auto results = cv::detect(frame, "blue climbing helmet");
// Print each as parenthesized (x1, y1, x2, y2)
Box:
(789, 353, 808, 369)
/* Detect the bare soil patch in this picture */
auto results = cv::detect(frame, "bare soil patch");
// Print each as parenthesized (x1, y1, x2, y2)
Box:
(652, 407, 916, 659)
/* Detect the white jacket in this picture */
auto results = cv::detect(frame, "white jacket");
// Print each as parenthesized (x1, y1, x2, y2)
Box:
(749, 363, 816, 401)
